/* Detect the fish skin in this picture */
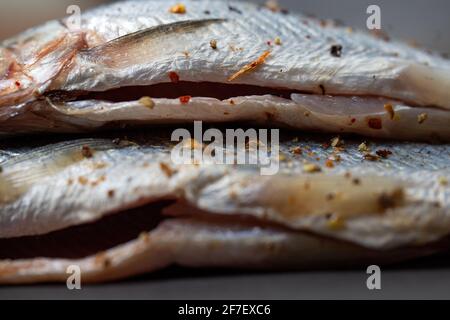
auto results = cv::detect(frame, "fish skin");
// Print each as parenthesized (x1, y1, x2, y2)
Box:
(0, 130, 449, 250)
(60, 0, 450, 108)
(1, 0, 450, 284)
(0, 0, 450, 139)
(1, 218, 427, 284)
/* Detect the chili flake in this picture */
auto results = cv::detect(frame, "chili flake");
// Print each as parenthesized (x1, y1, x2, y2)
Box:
(325, 159, 335, 168)
(228, 50, 271, 82)
(169, 71, 180, 83)
(290, 146, 303, 155)
(179, 95, 191, 104)
(169, 3, 186, 14)
(274, 37, 282, 45)
(160, 162, 174, 177)
(210, 39, 217, 50)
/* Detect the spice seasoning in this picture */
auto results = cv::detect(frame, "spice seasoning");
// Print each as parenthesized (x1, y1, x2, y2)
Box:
(228, 51, 271, 81)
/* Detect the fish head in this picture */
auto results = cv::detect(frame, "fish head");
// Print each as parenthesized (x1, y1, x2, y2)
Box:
(0, 24, 87, 109)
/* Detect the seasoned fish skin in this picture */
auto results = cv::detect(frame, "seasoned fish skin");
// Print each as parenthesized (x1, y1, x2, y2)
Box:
(1, 0, 450, 284)
(60, 0, 450, 108)
(0, 0, 450, 140)
(1, 130, 449, 250)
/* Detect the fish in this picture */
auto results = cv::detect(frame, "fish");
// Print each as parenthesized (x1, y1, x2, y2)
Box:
(0, 0, 449, 141)
(0, 129, 449, 283)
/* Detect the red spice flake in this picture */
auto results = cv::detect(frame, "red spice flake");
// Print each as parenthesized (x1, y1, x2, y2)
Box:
(367, 118, 382, 130)
(14, 81, 21, 87)
(325, 159, 335, 168)
(160, 162, 174, 177)
(229, 99, 235, 105)
(349, 118, 356, 125)
(266, 41, 272, 46)
(290, 146, 303, 155)
(169, 3, 186, 14)
(228, 50, 271, 82)
(376, 149, 392, 158)
(179, 95, 191, 104)
(168, 71, 180, 83)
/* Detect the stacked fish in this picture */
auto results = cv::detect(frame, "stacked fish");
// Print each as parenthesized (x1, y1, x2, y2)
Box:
(0, 0, 449, 283)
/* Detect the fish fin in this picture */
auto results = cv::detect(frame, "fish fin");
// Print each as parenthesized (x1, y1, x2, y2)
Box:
(0, 139, 118, 203)
(80, 19, 226, 68)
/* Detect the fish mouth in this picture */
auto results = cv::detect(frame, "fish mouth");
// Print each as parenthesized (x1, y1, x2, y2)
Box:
(0, 198, 444, 266)
(0, 201, 169, 260)
(0, 199, 313, 261)
(37, 81, 450, 142)
(49, 81, 309, 103)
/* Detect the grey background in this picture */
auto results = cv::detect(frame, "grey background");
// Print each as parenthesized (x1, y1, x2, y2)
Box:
(1, 0, 450, 300)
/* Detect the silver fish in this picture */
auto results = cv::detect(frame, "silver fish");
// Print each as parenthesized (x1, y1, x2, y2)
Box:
(0, 0, 449, 140)
(0, 129, 449, 283)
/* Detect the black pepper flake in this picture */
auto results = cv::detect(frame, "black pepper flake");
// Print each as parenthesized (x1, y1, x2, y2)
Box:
(378, 189, 404, 210)
(376, 149, 393, 158)
(81, 145, 94, 158)
(228, 5, 242, 14)
(319, 84, 326, 95)
(203, 10, 211, 15)
(330, 44, 342, 57)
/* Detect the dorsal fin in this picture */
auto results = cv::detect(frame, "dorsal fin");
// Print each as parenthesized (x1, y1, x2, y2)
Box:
(80, 19, 226, 68)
